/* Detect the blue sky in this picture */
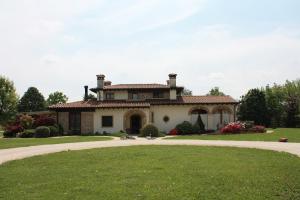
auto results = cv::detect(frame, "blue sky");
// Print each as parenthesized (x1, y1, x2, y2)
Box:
(1, 0, 300, 101)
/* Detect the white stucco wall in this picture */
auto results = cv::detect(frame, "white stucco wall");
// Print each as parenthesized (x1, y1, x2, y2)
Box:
(93, 104, 236, 134)
(93, 108, 150, 133)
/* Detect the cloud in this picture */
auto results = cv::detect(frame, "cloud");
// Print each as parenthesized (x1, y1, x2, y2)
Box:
(0, 1, 299, 101)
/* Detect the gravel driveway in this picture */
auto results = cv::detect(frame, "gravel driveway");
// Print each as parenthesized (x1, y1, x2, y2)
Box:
(1, 137, 299, 164)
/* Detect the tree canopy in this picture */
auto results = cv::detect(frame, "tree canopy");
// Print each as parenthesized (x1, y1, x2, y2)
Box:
(47, 91, 68, 106)
(207, 87, 225, 96)
(0, 76, 18, 124)
(182, 88, 192, 96)
(18, 87, 46, 112)
(238, 88, 268, 125)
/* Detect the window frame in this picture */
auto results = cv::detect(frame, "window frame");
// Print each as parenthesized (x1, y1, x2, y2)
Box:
(101, 116, 113, 127)
(105, 92, 115, 100)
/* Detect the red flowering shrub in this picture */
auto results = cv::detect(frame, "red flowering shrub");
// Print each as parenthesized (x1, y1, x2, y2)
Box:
(250, 125, 266, 133)
(34, 116, 56, 127)
(221, 122, 242, 134)
(20, 114, 34, 129)
(4, 125, 24, 137)
(168, 128, 178, 135)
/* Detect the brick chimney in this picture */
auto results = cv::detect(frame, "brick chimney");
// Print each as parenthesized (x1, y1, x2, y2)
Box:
(84, 85, 88, 100)
(96, 74, 105, 101)
(104, 81, 112, 86)
(169, 73, 177, 100)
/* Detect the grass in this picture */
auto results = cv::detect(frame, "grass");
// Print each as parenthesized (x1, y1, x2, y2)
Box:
(167, 128, 300, 142)
(0, 146, 299, 200)
(0, 136, 112, 149)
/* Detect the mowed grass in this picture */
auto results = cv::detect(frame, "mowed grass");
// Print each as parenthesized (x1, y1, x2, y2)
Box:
(0, 136, 112, 149)
(1, 146, 299, 200)
(167, 128, 300, 142)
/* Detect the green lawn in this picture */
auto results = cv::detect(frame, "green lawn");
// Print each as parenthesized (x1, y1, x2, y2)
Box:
(167, 128, 300, 142)
(0, 146, 299, 200)
(0, 136, 112, 149)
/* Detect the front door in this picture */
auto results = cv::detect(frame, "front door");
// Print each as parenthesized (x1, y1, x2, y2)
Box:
(130, 115, 141, 134)
(69, 112, 81, 134)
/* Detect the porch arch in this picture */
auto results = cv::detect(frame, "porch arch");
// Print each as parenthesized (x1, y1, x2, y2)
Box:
(123, 110, 147, 133)
(212, 105, 233, 130)
(188, 106, 209, 130)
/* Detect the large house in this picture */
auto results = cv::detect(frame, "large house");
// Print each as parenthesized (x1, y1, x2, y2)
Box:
(49, 74, 238, 134)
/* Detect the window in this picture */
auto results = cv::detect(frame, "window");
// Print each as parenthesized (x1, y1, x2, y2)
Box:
(102, 116, 113, 127)
(105, 93, 114, 100)
(153, 91, 163, 98)
(151, 112, 154, 123)
(132, 93, 139, 100)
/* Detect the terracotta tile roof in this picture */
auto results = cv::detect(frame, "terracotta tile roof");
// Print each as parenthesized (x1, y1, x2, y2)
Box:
(48, 100, 150, 109)
(90, 84, 184, 92)
(49, 96, 238, 110)
(147, 96, 238, 105)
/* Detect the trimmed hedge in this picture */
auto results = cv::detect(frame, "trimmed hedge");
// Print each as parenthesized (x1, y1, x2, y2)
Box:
(17, 129, 35, 138)
(176, 121, 193, 135)
(48, 126, 59, 137)
(35, 126, 50, 138)
(140, 124, 159, 137)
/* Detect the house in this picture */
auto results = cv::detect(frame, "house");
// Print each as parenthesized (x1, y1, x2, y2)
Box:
(49, 74, 238, 134)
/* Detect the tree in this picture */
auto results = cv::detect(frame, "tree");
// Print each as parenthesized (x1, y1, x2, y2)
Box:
(47, 91, 68, 106)
(18, 87, 46, 112)
(83, 93, 97, 101)
(182, 88, 192, 96)
(0, 76, 18, 124)
(238, 89, 268, 125)
(283, 80, 300, 127)
(207, 87, 225, 96)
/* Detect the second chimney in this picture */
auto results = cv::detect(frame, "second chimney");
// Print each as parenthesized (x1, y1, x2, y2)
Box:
(84, 85, 88, 100)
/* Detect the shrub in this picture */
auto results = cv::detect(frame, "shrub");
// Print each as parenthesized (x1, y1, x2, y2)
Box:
(48, 126, 59, 137)
(175, 121, 193, 135)
(17, 129, 35, 138)
(221, 122, 242, 134)
(34, 116, 55, 127)
(19, 114, 34, 129)
(4, 125, 24, 137)
(244, 121, 254, 130)
(168, 128, 178, 135)
(35, 126, 50, 138)
(250, 125, 266, 133)
(140, 124, 159, 137)
(192, 123, 201, 134)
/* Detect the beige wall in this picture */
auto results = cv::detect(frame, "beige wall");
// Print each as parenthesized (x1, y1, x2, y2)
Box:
(151, 104, 236, 132)
(93, 108, 150, 133)
(58, 112, 69, 134)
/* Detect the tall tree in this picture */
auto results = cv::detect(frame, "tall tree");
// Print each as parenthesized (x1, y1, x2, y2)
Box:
(182, 88, 192, 96)
(283, 80, 300, 127)
(83, 93, 97, 101)
(207, 87, 225, 96)
(18, 87, 46, 112)
(0, 76, 18, 124)
(47, 91, 68, 106)
(238, 89, 268, 125)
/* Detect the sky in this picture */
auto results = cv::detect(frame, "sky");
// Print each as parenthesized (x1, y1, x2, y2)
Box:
(1, 0, 300, 101)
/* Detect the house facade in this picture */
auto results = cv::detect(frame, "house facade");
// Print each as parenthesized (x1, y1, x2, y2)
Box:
(49, 74, 238, 134)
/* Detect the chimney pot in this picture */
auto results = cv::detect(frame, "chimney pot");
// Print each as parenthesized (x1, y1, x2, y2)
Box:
(84, 85, 88, 100)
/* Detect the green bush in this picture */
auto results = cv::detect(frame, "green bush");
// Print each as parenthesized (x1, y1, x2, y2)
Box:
(176, 121, 193, 135)
(192, 123, 201, 134)
(58, 124, 64, 135)
(48, 126, 59, 137)
(17, 129, 35, 138)
(35, 126, 50, 138)
(140, 124, 159, 137)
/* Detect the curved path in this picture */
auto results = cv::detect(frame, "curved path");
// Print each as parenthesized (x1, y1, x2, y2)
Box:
(1, 137, 300, 164)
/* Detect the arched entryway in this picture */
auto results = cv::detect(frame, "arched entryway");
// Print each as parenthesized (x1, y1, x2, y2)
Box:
(124, 110, 147, 134)
(212, 105, 233, 130)
(188, 106, 209, 130)
(130, 114, 142, 134)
